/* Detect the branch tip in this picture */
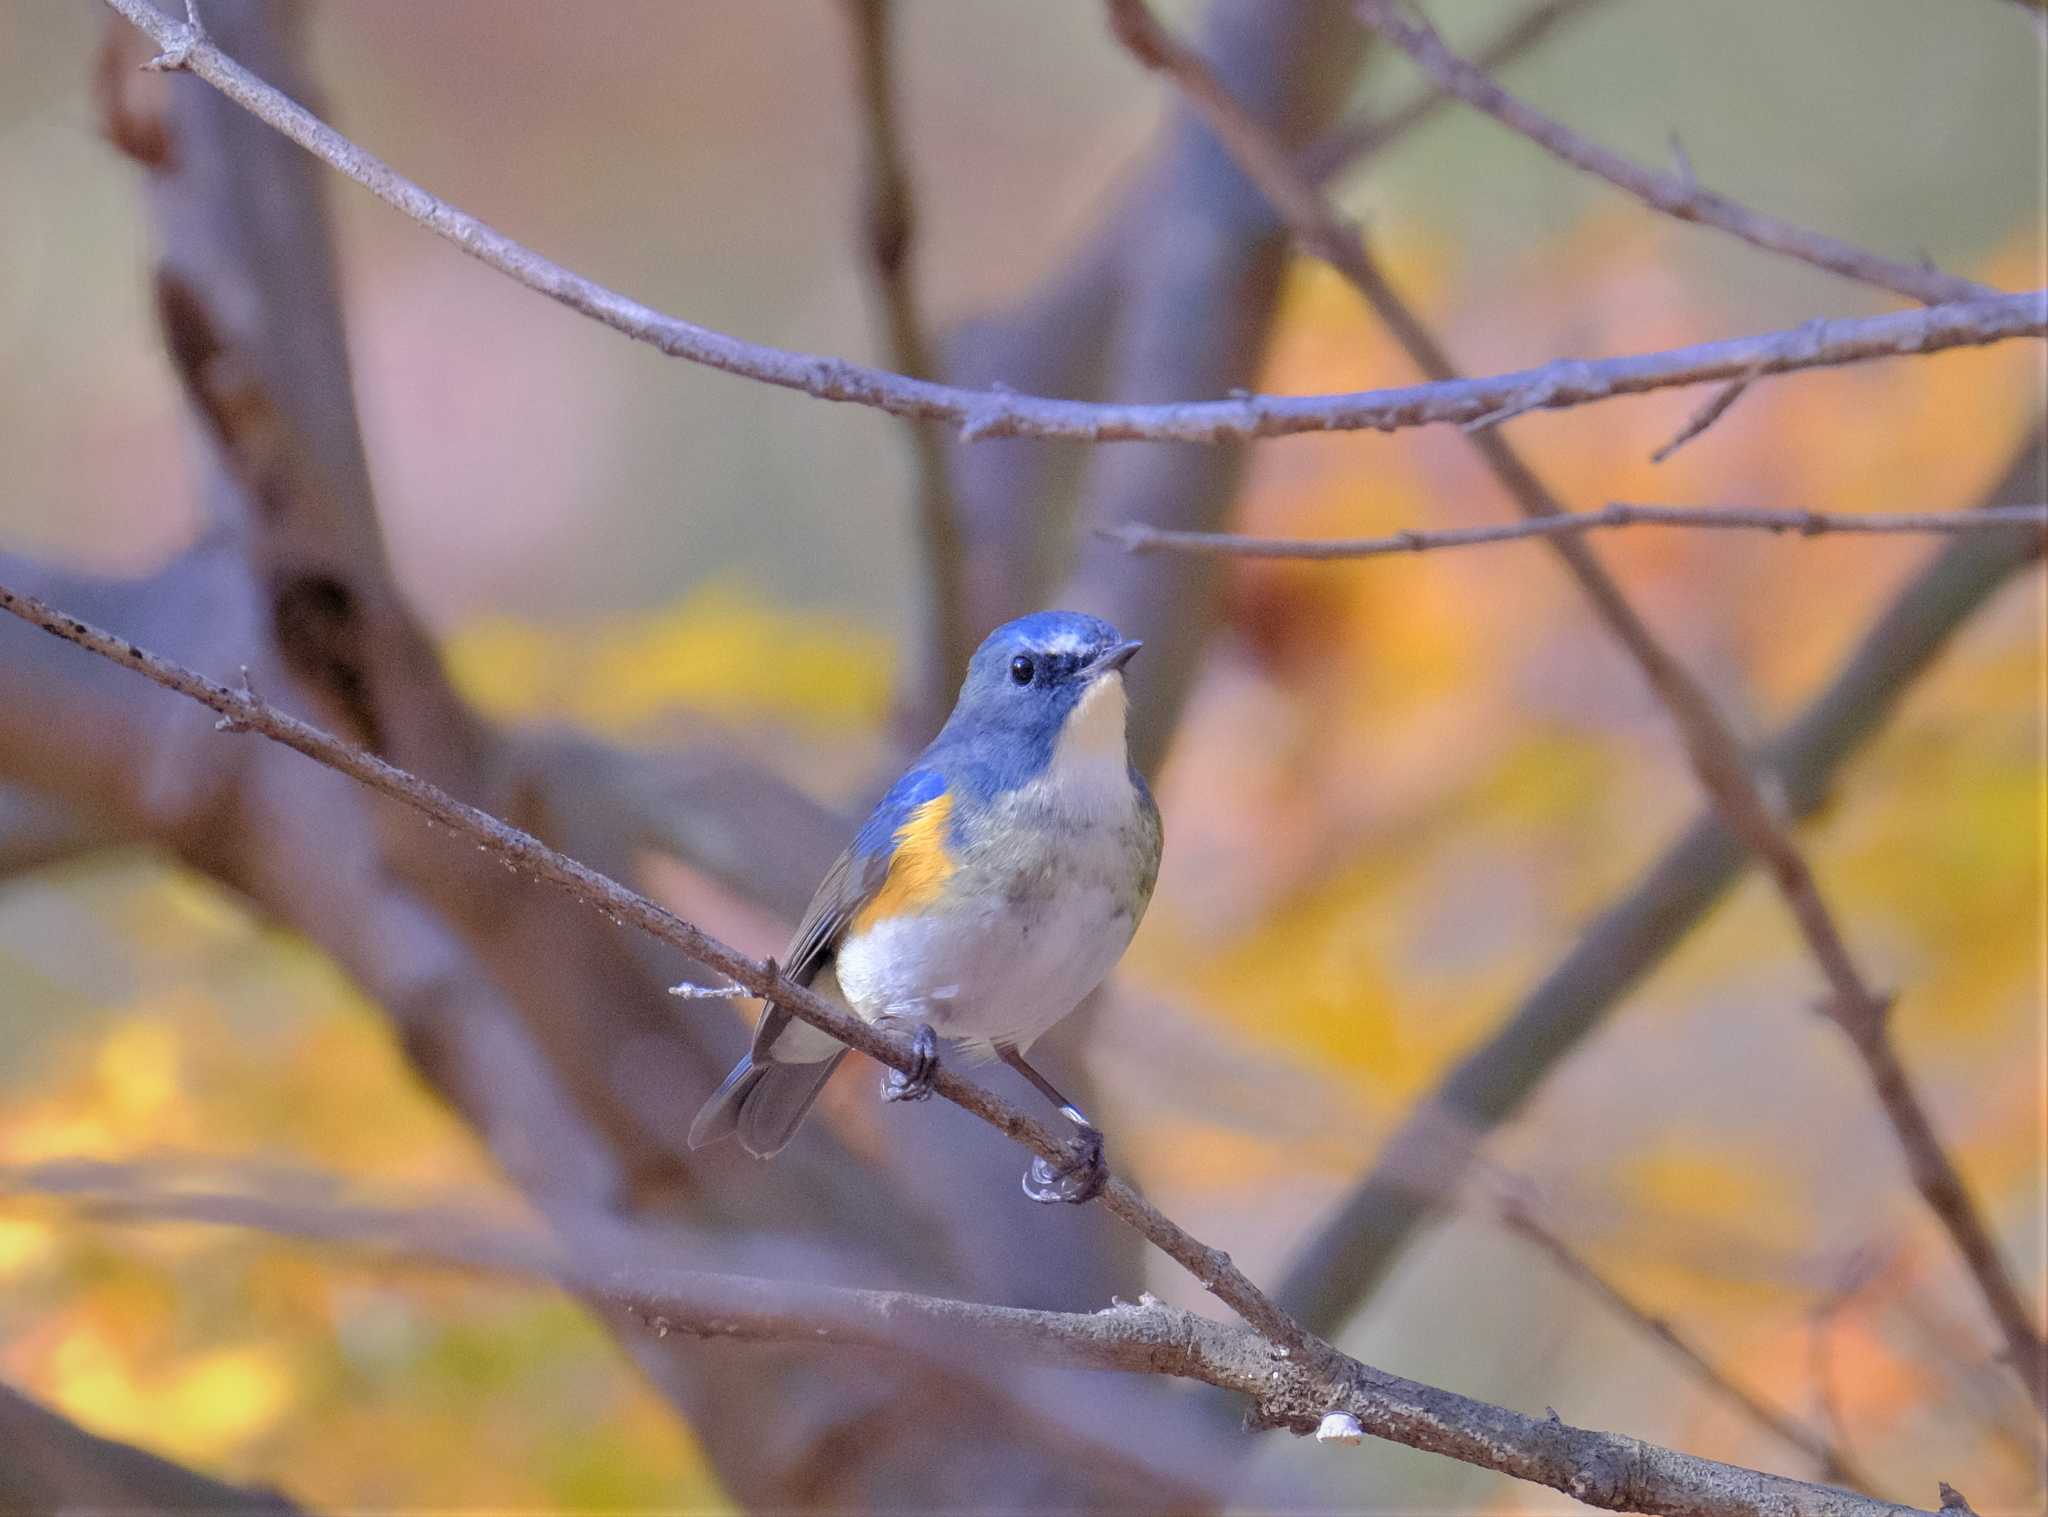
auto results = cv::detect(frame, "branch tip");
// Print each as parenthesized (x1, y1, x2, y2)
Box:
(212, 665, 262, 733)
(1667, 130, 1695, 192)
(141, 0, 207, 73)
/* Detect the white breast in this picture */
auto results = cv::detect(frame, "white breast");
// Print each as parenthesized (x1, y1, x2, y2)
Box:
(834, 844, 1140, 1056)
(834, 672, 1145, 1056)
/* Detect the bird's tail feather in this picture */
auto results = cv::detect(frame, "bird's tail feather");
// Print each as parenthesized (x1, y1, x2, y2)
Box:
(687, 1051, 847, 1157)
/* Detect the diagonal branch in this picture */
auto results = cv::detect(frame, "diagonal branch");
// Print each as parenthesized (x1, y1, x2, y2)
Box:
(98, 0, 2044, 445)
(1351, 0, 1996, 307)
(3, 585, 1989, 1516)
(3, 1159, 1955, 1517)
(1102, 0, 2047, 1414)
(1499, 1200, 1874, 1491)
(0, 574, 1326, 1374)
(1108, 503, 2048, 558)
(1300, 0, 1613, 183)
(1059, 0, 1368, 775)
(0, 1377, 306, 1516)
(842, 0, 973, 727)
(1276, 422, 2047, 1353)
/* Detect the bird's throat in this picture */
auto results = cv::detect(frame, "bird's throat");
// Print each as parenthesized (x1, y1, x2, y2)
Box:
(1045, 673, 1131, 810)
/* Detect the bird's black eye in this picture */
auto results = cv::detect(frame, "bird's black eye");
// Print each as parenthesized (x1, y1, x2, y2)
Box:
(1009, 655, 1035, 686)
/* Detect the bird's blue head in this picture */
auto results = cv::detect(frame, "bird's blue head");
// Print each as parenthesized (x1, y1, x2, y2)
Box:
(934, 611, 1143, 794)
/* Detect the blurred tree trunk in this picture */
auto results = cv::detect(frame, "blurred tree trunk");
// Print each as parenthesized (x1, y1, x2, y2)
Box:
(0, 1, 1370, 1508)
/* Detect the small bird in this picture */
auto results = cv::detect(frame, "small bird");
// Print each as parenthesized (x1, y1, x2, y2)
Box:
(688, 611, 1162, 1202)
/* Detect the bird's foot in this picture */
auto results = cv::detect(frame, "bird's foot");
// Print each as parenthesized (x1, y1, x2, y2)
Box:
(1022, 1124, 1107, 1205)
(880, 1022, 939, 1103)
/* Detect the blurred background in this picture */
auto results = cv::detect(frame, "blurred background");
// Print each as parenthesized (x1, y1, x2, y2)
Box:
(0, 1, 2041, 1511)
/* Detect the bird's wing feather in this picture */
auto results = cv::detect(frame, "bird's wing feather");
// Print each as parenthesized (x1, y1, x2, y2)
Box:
(747, 766, 948, 1061)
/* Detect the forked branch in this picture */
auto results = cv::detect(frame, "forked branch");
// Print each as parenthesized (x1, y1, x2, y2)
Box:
(1103, 0, 2048, 1416)
(1351, 0, 1995, 307)
(0, 583, 1966, 1517)
(98, 0, 2044, 445)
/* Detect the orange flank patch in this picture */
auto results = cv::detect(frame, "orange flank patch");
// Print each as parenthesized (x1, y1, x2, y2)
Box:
(852, 792, 959, 931)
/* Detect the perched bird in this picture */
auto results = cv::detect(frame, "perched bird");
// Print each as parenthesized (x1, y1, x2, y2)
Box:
(688, 611, 1162, 1202)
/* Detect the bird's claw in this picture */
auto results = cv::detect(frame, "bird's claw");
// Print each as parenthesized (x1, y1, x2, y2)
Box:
(881, 1022, 939, 1103)
(1021, 1124, 1106, 1205)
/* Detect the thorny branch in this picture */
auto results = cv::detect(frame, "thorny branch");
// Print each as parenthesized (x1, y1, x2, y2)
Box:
(1350, 0, 1995, 308)
(0, 1159, 1958, 1517)
(99, 0, 2044, 446)
(1108, 503, 2048, 559)
(1104, 0, 2048, 1418)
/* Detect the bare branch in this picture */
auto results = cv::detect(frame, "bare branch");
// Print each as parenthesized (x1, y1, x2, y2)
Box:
(1100, 0, 2048, 1411)
(3, 583, 1987, 1513)
(1844, 1017, 2048, 1412)
(842, 0, 973, 726)
(96, 0, 2042, 444)
(942, 210, 1129, 630)
(1107, 503, 2048, 558)
(1500, 1201, 1875, 1491)
(1060, 0, 1368, 776)
(1807, 1249, 1886, 1480)
(0, 574, 1329, 1373)
(1650, 368, 1758, 462)
(1277, 423, 2048, 1350)
(1299, 0, 1613, 183)
(0, 1377, 305, 1515)
(2, 1159, 1955, 1517)
(1351, 0, 1996, 307)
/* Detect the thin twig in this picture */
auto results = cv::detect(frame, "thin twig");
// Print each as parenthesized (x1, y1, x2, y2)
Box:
(1351, 0, 1995, 308)
(842, 0, 973, 711)
(1299, 0, 1613, 184)
(1806, 1249, 1884, 1484)
(0, 1158, 1957, 1517)
(1103, 0, 2048, 1416)
(1651, 368, 1760, 463)
(1107, 503, 2048, 558)
(1500, 1201, 1875, 1491)
(0, 574, 1319, 1375)
(98, 0, 2043, 445)
(1275, 426, 2047, 1344)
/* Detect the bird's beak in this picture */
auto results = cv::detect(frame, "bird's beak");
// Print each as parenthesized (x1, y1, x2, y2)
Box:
(1094, 639, 1143, 675)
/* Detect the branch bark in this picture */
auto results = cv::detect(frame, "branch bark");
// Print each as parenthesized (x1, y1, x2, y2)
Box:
(4, 1160, 1956, 1517)
(97, 0, 2044, 445)
(1276, 423, 2048, 1345)
(1057, 0, 1369, 774)
(1109, 503, 2048, 558)
(1101, 0, 2047, 1412)
(25, 8, 1231, 1508)
(0, 572, 1336, 1372)
(1300, 0, 1614, 183)
(843, 0, 973, 732)
(1350, 0, 1996, 307)
(1499, 1201, 1874, 1491)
